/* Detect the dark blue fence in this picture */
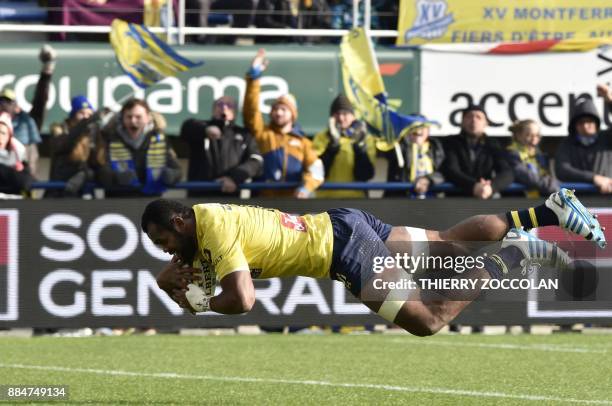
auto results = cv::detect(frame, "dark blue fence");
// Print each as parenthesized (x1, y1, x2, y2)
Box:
(28, 181, 600, 194)
(0, 2, 46, 22)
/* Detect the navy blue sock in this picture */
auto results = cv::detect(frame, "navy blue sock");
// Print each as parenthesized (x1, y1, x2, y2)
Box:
(483, 246, 525, 279)
(506, 204, 558, 230)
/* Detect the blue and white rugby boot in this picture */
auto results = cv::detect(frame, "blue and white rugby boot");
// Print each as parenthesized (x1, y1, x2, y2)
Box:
(545, 188, 606, 249)
(501, 228, 572, 274)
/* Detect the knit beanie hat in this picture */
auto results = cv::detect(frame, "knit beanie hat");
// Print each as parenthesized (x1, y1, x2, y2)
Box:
(70, 95, 94, 118)
(462, 104, 490, 124)
(272, 94, 298, 121)
(329, 94, 353, 116)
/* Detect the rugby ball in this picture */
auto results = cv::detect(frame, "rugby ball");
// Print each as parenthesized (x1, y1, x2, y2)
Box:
(185, 283, 208, 312)
(184, 263, 216, 313)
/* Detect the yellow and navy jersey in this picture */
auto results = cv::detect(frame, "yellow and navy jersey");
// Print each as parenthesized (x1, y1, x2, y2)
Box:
(312, 129, 376, 198)
(192, 204, 334, 281)
(506, 141, 551, 198)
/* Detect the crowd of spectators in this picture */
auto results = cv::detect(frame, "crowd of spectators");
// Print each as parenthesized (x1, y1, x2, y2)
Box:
(0, 44, 56, 195)
(185, 0, 398, 44)
(1, 45, 611, 199)
(180, 95, 262, 198)
(27, 1, 398, 45)
(3, 3, 606, 339)
(200, 0, 399, 41)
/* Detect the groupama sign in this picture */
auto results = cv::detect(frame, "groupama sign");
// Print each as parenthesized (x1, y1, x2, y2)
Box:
(0, 73, 290, 134)
(0, 44, 419, 136)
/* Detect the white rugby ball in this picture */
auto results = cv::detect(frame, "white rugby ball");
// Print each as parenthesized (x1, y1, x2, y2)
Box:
(185, 283, 208, 312)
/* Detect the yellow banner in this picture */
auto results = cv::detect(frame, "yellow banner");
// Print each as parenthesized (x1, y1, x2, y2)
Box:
(397, 0, 612, 45)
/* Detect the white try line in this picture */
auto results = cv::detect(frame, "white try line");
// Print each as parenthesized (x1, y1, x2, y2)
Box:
(387, 339, 609, 354)
(0, 363, 610, 405)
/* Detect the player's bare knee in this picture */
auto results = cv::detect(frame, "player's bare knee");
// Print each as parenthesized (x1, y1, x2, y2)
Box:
(240, 293, 256, 313)
(424, 318, 446, 336)
(395, 304, 444, 336)
(417, 317, 445, 337)
(230, 291, 255, 313)
(397, 317, 440, 337)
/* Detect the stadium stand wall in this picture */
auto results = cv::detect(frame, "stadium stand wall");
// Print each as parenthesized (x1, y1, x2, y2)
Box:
(1, 198, 610, 328)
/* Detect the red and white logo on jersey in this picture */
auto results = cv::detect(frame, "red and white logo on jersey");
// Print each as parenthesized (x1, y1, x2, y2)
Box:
(280, 213, 308, 232)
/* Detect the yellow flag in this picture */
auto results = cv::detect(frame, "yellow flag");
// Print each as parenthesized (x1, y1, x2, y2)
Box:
(340, 28, 386, 97)
(109, 19, 202, 88)
(340, 28, 439, 151)
(340, 28, 391, 145)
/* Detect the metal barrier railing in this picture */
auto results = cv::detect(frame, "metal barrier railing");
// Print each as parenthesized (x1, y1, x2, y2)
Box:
(27, 181, 600, 194)
(0, 0, 396, 44)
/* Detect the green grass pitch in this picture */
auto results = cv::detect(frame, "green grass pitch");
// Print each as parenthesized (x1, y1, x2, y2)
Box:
(1, 333, 611, 405)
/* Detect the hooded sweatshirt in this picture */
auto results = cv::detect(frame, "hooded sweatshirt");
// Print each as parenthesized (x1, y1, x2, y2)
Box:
(555, 98, 612, 181)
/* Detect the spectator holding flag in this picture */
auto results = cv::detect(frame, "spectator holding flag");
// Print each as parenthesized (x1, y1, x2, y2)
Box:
(243, 49, 324, 198)
(312, 94, 375, 198)
(82, 18, 206, 197)
(384, 116, 445, 198)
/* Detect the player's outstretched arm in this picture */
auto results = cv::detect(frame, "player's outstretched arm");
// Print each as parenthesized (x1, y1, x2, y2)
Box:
(209, 271, 256, 314)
